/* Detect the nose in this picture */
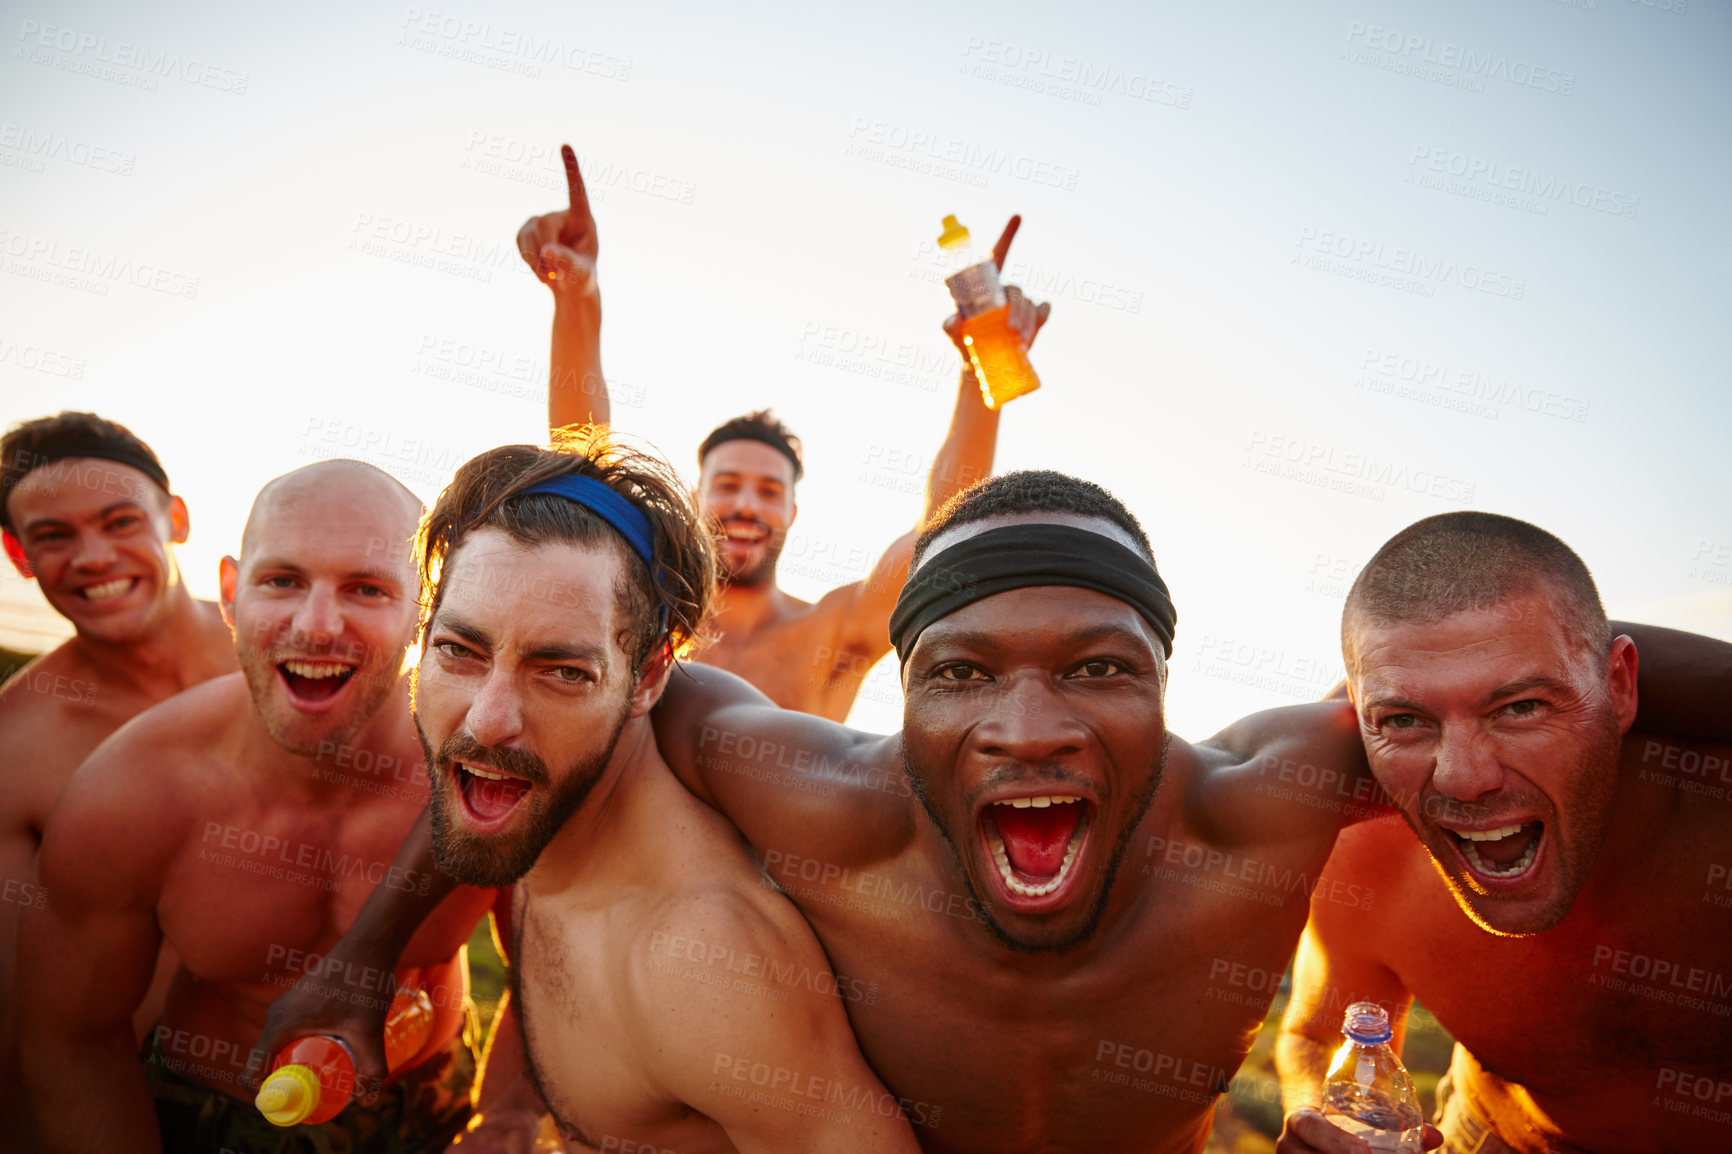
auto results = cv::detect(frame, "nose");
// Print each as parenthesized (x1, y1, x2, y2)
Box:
(1430, 721, 1505, 802)
(464, 667, 524, 749)
(71, 527, 119, 571)
(288, 584, 344, 647)
(972, 673, 1087, 765)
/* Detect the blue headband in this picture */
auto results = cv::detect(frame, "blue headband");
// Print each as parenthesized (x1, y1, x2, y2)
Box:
(518, 474, 656, 567)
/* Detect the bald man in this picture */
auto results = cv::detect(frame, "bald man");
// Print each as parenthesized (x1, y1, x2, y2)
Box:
(19, 461, 496, 1154)
(0, 411, 237, 1144)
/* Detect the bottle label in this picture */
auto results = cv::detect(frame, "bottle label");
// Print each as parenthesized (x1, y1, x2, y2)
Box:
(945, 262, 1006, 318)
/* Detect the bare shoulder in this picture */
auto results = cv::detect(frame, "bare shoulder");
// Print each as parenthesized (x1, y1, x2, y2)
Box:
(1623, 728, 1732, 834)
(1179, 702, 1374, 849)
(39, 674, 246, 902)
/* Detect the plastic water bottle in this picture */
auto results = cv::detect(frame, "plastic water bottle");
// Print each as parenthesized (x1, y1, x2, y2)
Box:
(937, 214, 1040, 408)
(255, 988, 435, 1126)
(1320, 1002, 1424, 1152)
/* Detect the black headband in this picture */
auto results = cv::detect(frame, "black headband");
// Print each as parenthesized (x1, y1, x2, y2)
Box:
(1, 439, 171, 530)
(700, 429, 803, 481)
(890, 523, 1178, 662)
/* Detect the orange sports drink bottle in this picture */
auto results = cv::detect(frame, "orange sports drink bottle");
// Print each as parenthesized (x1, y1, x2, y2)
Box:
(255, 988, 435, 1127)
(937, 214, 1039, 408)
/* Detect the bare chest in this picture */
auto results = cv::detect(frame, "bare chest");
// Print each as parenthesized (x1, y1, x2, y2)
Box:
(775, 858, 1317, 1154)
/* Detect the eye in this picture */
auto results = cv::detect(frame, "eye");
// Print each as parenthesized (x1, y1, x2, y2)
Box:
(1505, 699, 1540, 717)
(107, 515, 143, 531)
(552, 666, 592, 684)
(1385, 714, 1419, 730)
(936, 664, 986, 682)
(1075, 659, 1124, 678)
(434, 640, 475, 660)
(262, 575, 296, 590)
(355, 584, 388, 598)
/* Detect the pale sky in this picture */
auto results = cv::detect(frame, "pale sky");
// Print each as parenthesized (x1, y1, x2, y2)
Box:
(4, 0, 1728, 739)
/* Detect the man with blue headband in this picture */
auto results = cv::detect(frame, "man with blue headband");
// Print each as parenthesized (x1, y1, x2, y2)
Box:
(311, 432, 917, 1152)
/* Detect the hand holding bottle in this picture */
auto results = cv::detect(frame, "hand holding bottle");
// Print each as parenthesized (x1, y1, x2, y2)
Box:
(938, 215, 1050, 408)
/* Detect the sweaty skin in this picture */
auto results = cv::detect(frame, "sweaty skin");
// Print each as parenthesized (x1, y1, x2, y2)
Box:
(1276, 598, 1732, 1154)
(422, 531, 919, 1153)
(521, 143, 1044, 719)
(0, 457, 236, 1139)
(17, 465, 494, 1153)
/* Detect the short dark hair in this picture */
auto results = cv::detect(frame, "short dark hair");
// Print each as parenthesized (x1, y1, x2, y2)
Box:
(420, 427, 715, 673)
(1342, 511, 1610, 676)
(697, 410, 803, 482)
(0, 411, 170, 533)
(911, 469, 1156, 570)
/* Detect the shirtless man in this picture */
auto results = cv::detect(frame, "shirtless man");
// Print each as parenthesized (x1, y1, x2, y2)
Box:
(19, 460, 495, 1153)
(0, 411, 237, 1144)
(1275, 513, 1732, 1154)
(517, 144, 1048, 718)
(405, 434, 917, 1152)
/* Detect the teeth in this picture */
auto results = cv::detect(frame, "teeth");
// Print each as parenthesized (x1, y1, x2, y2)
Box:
(1455, 824, 1539, 879)
(463, 764, 511, 782)
(283, 661, 353, 679)
(985, 817, 1087, 898)
(81, 578, 132, 601)
(1458, 823, 1524, 842)
(1001, 794, 1080, 810)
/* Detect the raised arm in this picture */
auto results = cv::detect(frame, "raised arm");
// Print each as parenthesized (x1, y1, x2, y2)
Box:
(1613, 620, 1732, 742)
(514, 143, 608, 433)
(825, 219, 1050, 661)
(19, 743, 180, 1154)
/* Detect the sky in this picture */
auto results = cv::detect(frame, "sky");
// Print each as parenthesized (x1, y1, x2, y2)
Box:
(3, 0, 1728, 740)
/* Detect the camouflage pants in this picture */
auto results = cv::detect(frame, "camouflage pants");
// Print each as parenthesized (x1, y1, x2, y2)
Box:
(144, 1021, 475, 1154)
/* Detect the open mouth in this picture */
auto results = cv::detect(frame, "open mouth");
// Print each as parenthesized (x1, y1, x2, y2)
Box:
(720, 521, 769, 547)
(1445, 821, 1543, 882)
(277, 659, 357, 704)
(78, 576, 138, 602)
(455, 762, 532, 825)
(980, 795, 1091, 903)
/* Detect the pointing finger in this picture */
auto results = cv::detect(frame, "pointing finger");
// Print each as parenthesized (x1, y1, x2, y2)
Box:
(991, 214, 1023, 270)
(559, 144, 592, 247)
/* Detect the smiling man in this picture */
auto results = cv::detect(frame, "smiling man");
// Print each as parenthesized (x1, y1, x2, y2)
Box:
(1275, 513, 1732, 1154)
(404, 434, 918, 1153)
(19, 460, 494, 1153)
(0, 411, 237, 1144)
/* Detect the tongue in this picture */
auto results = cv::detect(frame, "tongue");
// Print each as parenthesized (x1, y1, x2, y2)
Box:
(462, 770, 530, 821)
(1471, 824, 1539, 868)
(991, 805, 1081, 879)
(282, 669, 350, 701)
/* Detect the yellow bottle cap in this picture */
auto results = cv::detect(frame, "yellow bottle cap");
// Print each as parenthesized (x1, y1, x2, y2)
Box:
(256, 1063, 321, 1126)
(937, 214, 971, 249)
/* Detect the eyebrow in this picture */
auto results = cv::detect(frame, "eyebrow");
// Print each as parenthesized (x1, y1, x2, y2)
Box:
(249, 560, 405, 585)
(432, 612, 610, 669)
(1360, 674, 1575, 715)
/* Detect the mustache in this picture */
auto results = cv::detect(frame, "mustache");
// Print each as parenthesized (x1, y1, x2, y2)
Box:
(436, 730, 551, 787)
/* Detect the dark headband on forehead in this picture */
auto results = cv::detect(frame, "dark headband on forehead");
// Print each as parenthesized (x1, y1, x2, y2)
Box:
(700, 428, 803, 481)
(2, 438, 171, 510)
(889, 523, 1178, 662)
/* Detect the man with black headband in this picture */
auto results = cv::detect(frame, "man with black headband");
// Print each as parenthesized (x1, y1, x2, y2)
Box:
(260, 469, 1419, 1151)
(519, 143, 1049, 720)
(0, 411, 237, 1144)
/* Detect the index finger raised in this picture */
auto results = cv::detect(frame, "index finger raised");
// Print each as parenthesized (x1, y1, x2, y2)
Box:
(559, 143, 593, 243)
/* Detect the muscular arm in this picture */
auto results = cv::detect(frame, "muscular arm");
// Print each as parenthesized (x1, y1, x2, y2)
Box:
(18, 739, 181, 1154)
(514, 144, 608, 433)
(1274, 824, 1433, 1153)
(630, 892, 921, 1153)
(1613, 620, 1732, 742)
(652, 663, 909, 858)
